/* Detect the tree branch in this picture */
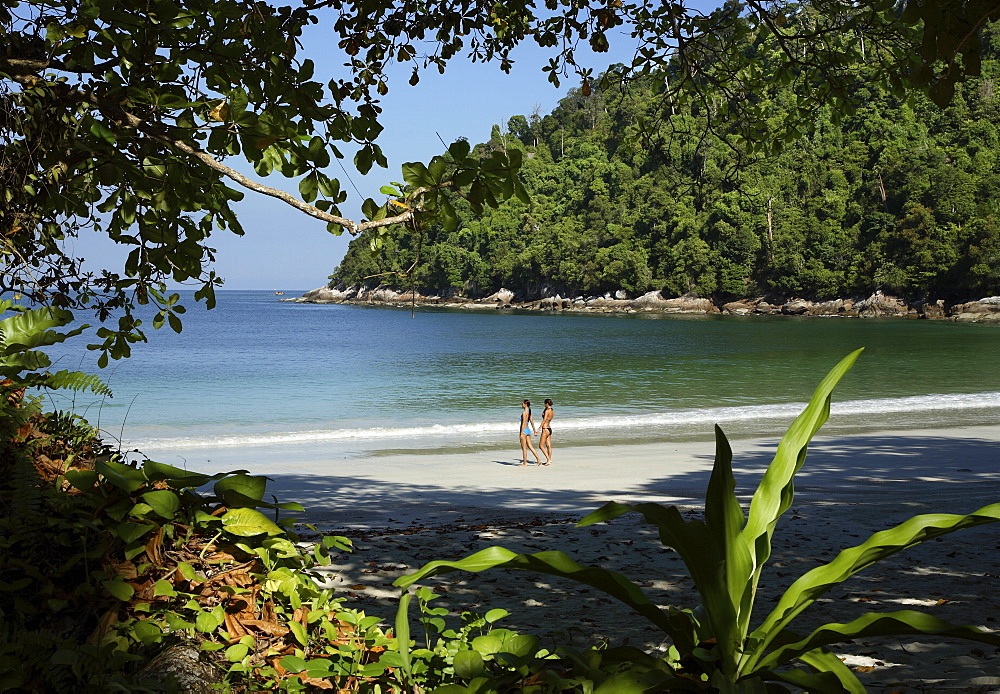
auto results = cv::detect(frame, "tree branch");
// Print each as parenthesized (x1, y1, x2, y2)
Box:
(6, 71, 447, 237)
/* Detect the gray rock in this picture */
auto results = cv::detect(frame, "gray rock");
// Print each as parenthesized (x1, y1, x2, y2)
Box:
(781, 299, 810, 315)
(629, 290, 668, 308)
(138, 645, 223, 693)
(659, 295, 719, 314)
(856, 291, 913, 317)
(484, 288, 515, 304)
(950, 298, 1000, 315)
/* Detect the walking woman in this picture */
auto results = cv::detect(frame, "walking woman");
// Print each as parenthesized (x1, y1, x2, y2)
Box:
(518, 399, 543, 467)
(538, 398, 554, 465)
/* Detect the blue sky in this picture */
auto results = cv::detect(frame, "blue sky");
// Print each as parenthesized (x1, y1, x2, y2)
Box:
(69, 18, 647, 291)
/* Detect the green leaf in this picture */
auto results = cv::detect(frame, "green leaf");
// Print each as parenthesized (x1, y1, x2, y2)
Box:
(141, 490, 181, 519)
(117, 521, 154, 544)
(448, 140, 471, 160)
(737, 348, 863, 635)
(395, 591, 413, 679)
(280, 654, 307, 673)
(225, 643, 250, 662)
(89, 120, 117, 145)
(759, 611, 1000, 674)
(484, 608, 508, 623)
(401, 162, 430, 187)
(288, 620, 308, 647)
(65, 469, 98, 491)
(102, 579, 135, 601)
(195, 606, 225, 633)
(702, 424, 753, 665)
(97, 459, 148, 492)
(778, 647, 865, 693)
(747, 502, 1000, 667)
(453, 649, 485, 679)
(396, 546, 675, 635)
(221, 508, 283, 537)
(153, 580, 176, 597)
(177, 562, 198, 581)
(132, 619, 164, 645)
(214, 474, 268, 506)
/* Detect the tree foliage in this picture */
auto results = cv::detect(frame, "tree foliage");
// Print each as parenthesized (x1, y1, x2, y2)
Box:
(2, 0, 1000, 356)
(332, 21, 1000, 301)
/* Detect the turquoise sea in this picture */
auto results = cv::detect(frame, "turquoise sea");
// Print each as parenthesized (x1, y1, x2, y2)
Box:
(40, 290, 1000, 466)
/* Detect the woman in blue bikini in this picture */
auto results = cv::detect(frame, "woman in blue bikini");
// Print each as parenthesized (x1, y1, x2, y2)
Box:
(518, 399, 543, 467)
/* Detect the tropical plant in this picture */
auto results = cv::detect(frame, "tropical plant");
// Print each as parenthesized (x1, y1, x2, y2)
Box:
(395, 349, 1000, 691)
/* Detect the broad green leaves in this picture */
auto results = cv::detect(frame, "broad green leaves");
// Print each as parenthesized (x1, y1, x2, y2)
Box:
(394, 351, 1000, 688)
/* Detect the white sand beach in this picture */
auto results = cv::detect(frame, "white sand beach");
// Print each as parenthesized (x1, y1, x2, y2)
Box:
(191, 425, 1000, 689)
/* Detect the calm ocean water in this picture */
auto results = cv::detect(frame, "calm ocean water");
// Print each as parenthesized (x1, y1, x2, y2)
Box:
(39, 290, 1000, 464)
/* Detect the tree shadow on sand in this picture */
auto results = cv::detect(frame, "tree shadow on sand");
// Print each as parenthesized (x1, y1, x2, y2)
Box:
(266, 432, 1000, 685)
(264, 433, 1000, 527)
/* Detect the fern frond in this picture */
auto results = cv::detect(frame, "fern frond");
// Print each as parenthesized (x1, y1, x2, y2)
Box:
(26, 370, 112, 398)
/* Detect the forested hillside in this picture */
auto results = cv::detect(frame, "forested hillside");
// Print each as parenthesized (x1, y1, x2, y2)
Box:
(331, 23, 1000, 303)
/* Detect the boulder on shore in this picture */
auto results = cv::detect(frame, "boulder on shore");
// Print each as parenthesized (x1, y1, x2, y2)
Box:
(629, 290, 669, 308)
(659, 295, 719, 314)
(299, 285, 355, 302)
(483, 288, 515, 304)
(855, 291, 914, 317)
(950, 297, 1000, 322)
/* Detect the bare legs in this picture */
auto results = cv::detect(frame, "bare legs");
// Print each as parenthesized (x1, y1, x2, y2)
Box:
(519, 433, 542, 466)
(539, 429, 552, 465)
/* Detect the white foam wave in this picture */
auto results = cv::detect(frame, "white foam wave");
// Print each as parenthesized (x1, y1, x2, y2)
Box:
(128, 392, 1000, 450)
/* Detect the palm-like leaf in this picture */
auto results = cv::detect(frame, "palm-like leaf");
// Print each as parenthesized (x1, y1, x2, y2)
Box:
(395, 546, 681, 642)
(758, 610, 1000, 674)
(745, 502, 1000, 667)
(736, 349, 863, 636)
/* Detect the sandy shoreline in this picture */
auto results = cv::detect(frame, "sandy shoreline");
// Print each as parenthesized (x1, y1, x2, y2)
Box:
(232, 424, 1000, 690)
(226, 424, 1000, 529)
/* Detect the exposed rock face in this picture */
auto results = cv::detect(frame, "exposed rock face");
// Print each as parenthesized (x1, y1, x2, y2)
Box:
(483, 288, 515, 304)
(781, 299, 811, 315)
(629, 290, 669, 308)
(659, 295, 720, 313)
(950, 297, 1000, 322)
(856, 291, 915, 317)
(299, 285, 356, 302)
(366, 287, 401, 302)
(292, 286, 1000, 323)
(915, 299, 947, 319)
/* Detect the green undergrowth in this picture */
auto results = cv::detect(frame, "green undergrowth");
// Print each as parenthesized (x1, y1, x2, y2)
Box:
(3, 298, 998, 693)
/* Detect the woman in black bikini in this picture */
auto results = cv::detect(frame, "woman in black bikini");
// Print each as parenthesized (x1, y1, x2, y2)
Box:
(539, 398, 554, 465)
(519, 399, 543, 467)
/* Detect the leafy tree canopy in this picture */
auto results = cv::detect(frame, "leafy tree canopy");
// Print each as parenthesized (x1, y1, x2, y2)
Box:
(2, 0, 998, 359)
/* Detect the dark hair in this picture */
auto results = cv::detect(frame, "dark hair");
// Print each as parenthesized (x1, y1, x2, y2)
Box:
(522, 399, 530, 407)
(544, 398, 553, 406)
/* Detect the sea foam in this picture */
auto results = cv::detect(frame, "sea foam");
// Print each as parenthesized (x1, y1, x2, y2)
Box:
(127, 391, 1000, 451)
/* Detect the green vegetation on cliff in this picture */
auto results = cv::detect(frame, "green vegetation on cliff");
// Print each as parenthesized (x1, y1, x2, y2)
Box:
(332, 23, 1000, 302)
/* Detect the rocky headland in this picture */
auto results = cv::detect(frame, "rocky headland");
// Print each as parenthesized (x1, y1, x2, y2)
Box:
(288, 286, 1000, 322)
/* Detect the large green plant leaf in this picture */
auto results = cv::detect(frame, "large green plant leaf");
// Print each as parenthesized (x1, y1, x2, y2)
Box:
(214, 474, 268, 507)
(0, 306, 83, 353)
(757, 610, 1000, 673)
(97, 459, 149, 492)
(703, 424, 751, 671)
(770, 646, 865, 693)
(579, 501, 736, 655)
(395, 546, 679, 637)
(220, 508, 283, 536)
(737, 348, 863, 635)
(746, 502, 1000, 667)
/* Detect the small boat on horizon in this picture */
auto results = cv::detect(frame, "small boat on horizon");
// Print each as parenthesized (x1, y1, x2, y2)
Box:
(274, 291, 285, 295)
